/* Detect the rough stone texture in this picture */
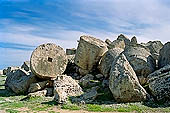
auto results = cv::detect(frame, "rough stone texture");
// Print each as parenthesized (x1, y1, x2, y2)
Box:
(21, 61, 30, 72)
(147, 65, 170, 102)
(158, 42, 170, 68)
(3, 68, 7, 75)
(74, 35, 108, 75)
(131, 36, 137, 44)
(5, 69, 38, 94)
(67, 55, 75, 63)
(98, 48, 124, 78)
(79, 74, 94, 87)
(123, 44, 156, 85)
(28, 81, 48, 93)
(54, 75, 83, 104)
(109, 53, 147, 102)
(117, 34, 131, 45)
(108, 39, 125, 49)
(46, 88, 54, 96)
(95, 74, 104, 79)
(28, 89, 47, 97)
(6, 66, 20, 75)
(30, 43, 68, 79)
(66, 48, 76, 55)
(105, 39, 112, 45)
(72, 86, 99, 103)
(142, 41, 163, 61)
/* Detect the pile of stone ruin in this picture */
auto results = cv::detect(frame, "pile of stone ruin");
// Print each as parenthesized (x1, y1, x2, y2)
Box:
(2, 34, 170, 105)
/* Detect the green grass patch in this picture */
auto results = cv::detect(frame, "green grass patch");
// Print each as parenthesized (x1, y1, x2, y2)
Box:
(0, 101, 25, 109)
(6, 109, 20, 113)
(61, 104, 81, 110)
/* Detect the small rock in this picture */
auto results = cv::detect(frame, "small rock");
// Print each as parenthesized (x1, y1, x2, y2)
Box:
(105, 39, 112, 45)
(66, 48, 76, 55)
(21, 61, 30, 72)
(28, 89, 47, 97)
(28, 81, 48, 93)
(108, 39, 125, 49)
(79, 74, 94, 87)
(131, 36, 137, 44)
(6, 66, 20, 75)
(117, 34, 131, 46)
(74, 35, 108, 75)
(3, 68, 7, 75)
(95, 74, 104, 79)
(45, 88, 54, 96)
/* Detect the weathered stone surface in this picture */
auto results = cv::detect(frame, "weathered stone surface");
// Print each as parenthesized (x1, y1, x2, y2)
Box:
(5, 69, 38, 94)
(79, 74, 94, 87)
(142, 41, 163, 60)
(54, 75, 83, 104)
(74, 35, 108, 75)
(3, 68, 7, 75)
(21, 61, 30, 72)
(6, 66, 20, 75)
(147, 65, 170, 102)
(28, 81, 48, 93)
(95, 74, 104, 79)
(98, 48, 124, 78)
(72, 86, 99, 103)
(66, 48, 76, 55)
(30, 43, 68, 79)
(105, 39, 112, 45)
(109, 53, 147, 102)
(28, 89, 47, 97)
(46, 88, 54, 96)
(158, 42, 170, 68)
(108, 39, 125, 49)
(123, 44, 156, 85)
(117, 34, 130, 45)
(131, 36, 137, 44)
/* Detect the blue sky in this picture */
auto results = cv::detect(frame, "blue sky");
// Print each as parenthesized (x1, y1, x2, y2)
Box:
(0, 0, 170, 69)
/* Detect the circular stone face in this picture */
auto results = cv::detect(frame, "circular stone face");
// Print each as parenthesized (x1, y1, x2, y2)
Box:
(30, 43, 67, 79)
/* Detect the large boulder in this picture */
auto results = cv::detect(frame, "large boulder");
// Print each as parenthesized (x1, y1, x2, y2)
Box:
(54, 75, 83, 104)
(6, 66, 20, 75)
(21, 61, 30, 72)
(142, 41, 163, 61)
(158, 42, 170, 68)
(30, 43, 68, 79)
(74, 35, 108, 75)
(98, 48, 124, 78)
(5, 69, 38, 94)
(109, 53, 147, 102)
(147, 65, 170, 102)
(28, 81, 48, 93)
(123, 44, 156, 85)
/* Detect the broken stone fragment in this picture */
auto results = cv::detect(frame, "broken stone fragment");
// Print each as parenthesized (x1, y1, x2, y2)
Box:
(66, 48, 76, 55)
(5, 69, 38, 94)
(98, 48, 124, 78)
(74, 35, 108, 75)
(21, 61, 30, 72)
(28, 81, 48, 93)
(30, 43, 68, 79)
(158, 42, 170, 68)
(109, 53, 147, 102)
(53, 75, 83, 104)
(123, 43, 156, 85)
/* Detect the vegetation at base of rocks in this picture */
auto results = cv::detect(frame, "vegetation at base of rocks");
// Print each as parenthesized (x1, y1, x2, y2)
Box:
(1, 75, 170, 113)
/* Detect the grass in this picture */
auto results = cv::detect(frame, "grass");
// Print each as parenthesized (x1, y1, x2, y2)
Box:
(0, 74, 170, 113)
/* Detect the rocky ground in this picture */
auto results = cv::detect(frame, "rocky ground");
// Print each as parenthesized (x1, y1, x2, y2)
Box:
(0, 75, 170, 113)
